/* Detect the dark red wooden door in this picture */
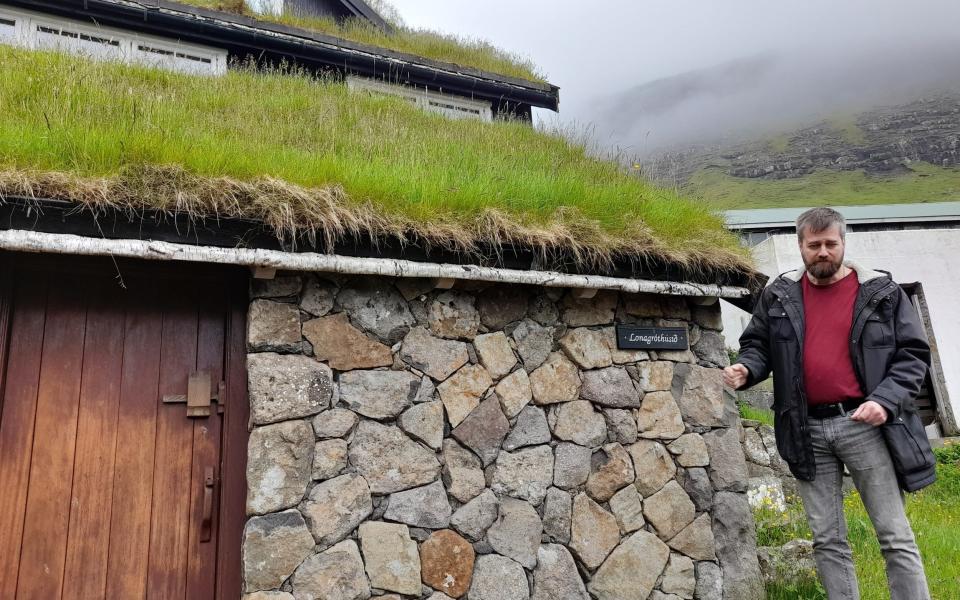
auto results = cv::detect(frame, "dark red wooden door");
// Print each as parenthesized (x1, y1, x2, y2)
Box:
(0, 253, 248, 600)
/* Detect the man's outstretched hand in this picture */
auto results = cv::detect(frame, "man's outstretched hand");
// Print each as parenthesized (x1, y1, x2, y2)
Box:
(850, 400, 889, 426)
(722, 364, 749, 389)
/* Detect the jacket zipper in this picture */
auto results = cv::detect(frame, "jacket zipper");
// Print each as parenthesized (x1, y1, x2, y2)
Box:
(849, 283, 894, 389)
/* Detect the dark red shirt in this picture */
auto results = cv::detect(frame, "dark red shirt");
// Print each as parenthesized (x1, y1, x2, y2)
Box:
(801, 271, 864, 406)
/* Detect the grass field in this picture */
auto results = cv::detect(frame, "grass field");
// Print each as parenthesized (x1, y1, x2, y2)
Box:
(176, 0, 545, 82)
(689, 163, 960, 209)
(759, 441, 960, 599)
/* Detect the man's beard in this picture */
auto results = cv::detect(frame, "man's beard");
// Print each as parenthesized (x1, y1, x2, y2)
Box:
(806, 256, 843, 279)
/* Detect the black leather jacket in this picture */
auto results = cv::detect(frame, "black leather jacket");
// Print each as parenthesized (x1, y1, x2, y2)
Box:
(736, 263, 933, 485)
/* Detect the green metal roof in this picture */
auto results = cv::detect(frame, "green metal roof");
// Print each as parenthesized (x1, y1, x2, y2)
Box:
(724, 202, 960, 230)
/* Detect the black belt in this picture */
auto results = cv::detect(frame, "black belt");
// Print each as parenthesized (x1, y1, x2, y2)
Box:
(807, 399, 864, 419)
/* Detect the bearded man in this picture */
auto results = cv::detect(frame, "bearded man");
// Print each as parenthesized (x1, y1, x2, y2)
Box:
(723, 207, 935, 599)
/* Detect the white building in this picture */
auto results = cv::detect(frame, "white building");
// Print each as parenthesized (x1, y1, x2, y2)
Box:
(722, 202, 960, 437)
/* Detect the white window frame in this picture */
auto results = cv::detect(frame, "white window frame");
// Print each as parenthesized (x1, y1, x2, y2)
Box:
(0, 5, 227, 76)
(347, 75, 493, 122)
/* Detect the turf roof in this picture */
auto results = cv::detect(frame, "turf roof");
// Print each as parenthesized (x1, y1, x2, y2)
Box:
(0, 46, 753, 284)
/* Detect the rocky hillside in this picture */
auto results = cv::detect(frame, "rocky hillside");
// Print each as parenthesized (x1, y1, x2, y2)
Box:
(644, 93, 960, 208)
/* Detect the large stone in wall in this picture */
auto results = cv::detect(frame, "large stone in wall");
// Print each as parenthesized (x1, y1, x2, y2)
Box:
(301, 473, 373, 549)
(636, 391, 685, 440)
(300, 276, 336, 317)
(531, 544, 590, 600)
(312, 439, 348, 481)
(636, 361, 675, 392)
(512, 319, 554, 370)
(561, 290, 617, 326)
(451, 395, 510, 466)
(603, 327, 650, 364)
(474, 331, 518, 379)
(588, 530, 670, 600)
(420, 529, 476, 598)
(468, 555, 530, 600)
(495, 368, 533, 418)
(712, 492, 764, 600)
(742, 427, 771, 466)
(251, 276, 302, 299)
(358, 521, 422, 596)
(337, 281, 415, 344)
(674, 364, 727, 428)
(580, 367, 641, 408)
(528, 294, 559, 326)
(248, 299, 301, 353)
(399, 326, 470, 381)
(692, 331, 730, 369)
(477, 286, 529, 330)
(244, 592, 294, 600)
(628, 439, 677, 497)
(691, 303, 723, 330)
(246, 420, 314, 515)
(313, 408, 359, 439)
(542, 487, 572, 543)
(487, 497, 543, 569)
(661, 553, 697, 599)
(568, 493, 621, 570)
(339, 370, 419, 420)
(291, 539, 370, 600)
(248, 353, 332, 425)
(550, 401, 607, 447)
(703, 427, 749, 492)
(678, 467, 714, 512)
(438, 364, 493, 428)
(643, 480, 696, 541)
(603, 408, 638, 444)
(302, 313, 393, 371)
(502, 406, 551, 451)
(242, 510, 315, 592)
(553, 442, 592, 490)
(559, 328, 613, 369)
(609, 485, 645, 534)
(696, 561, 723, 600)
(667, 513, 716, 561)
(442, 439, 485, 503)
(586, 443, 636, 502)
(348, 421, 441, 494)
(529, 352, 581, 405)
(428, 291, 480, 339)
(384, 480, 452, 529)
(491, 444, 554, 505)
(667, 433, 710, 467)
(398, 400, 444, 451)
(450, 489, 499, 541)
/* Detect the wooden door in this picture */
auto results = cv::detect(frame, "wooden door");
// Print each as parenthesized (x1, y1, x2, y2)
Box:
(0, 253, 248, 600)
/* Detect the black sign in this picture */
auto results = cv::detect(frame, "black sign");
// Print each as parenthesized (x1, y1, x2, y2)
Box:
(615, 325, 688, 350)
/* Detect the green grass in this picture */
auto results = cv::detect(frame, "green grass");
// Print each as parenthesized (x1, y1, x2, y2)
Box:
(762, 449, 960, 599)
(0, 46, 750, 277)
(739, 403, 774, 427)
(175, 0, 546, 82)
(689, 163, 960, 209)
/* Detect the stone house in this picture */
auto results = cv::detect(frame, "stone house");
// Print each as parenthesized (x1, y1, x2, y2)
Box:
(0, 2, 765, 599)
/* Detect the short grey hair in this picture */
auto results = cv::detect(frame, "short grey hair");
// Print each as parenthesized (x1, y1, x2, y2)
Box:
(796, 207, 846, 241)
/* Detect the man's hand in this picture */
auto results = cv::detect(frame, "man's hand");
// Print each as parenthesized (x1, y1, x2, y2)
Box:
(722, 364, 749, 390)
(850, 400, 889, 426)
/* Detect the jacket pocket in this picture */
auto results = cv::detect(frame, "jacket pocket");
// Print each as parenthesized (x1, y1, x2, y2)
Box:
(774, 406, 803, 463)
(767, 308, 792, 342)
(881, 412, 935, 475)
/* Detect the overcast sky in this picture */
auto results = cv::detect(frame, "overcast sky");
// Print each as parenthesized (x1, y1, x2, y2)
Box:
(390, 0, 960, 153)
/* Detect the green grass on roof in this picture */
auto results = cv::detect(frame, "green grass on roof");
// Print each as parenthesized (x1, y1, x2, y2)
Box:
(0, 46, 751, 280)
(689, 163, 960, 209)
(175, 0, 547, 83)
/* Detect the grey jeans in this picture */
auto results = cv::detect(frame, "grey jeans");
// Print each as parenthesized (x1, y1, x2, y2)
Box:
(796, 414, 930, 600)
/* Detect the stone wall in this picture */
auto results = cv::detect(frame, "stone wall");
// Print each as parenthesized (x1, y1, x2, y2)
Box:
(740, 419, 795, 513)
(241, 274, 764, 600)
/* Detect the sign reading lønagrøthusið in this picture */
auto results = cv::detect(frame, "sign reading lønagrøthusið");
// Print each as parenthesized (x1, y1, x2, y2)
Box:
(615, 324, 688, 350)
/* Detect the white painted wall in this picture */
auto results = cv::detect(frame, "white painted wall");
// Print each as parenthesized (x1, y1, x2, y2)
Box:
(722, 228, 960, 430)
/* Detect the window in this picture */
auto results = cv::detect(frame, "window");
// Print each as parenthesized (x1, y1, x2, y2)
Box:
(347, 75, 493, 122)
(0, 6, 227, 76)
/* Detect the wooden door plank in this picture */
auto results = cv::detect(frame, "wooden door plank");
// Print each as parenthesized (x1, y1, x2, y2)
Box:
(186, 290, 227, 600)
(16, 279, 88, 598)
(62, 281, 127, 598)
(104, 282, 164, 599)
(216, 275, 250, 600)
(147, 285, 199, 600)
(0, 276, 48, 598)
